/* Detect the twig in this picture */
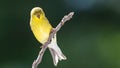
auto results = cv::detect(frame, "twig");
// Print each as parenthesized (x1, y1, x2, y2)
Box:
(32, 12, 74, 68)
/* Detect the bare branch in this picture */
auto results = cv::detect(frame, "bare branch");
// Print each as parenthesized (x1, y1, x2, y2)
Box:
(32, 12, 74, 68)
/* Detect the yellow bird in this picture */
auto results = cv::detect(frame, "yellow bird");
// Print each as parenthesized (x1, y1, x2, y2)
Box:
(30, 7, 67, 66)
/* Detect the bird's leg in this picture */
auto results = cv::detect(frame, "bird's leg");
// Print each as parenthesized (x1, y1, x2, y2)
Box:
(40, 28, 55, 49)
(51, 28, 55, 33)
(51, 28, 56, 38)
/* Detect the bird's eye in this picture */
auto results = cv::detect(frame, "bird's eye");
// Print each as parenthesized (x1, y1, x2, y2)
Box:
(34, 11, 41, 19)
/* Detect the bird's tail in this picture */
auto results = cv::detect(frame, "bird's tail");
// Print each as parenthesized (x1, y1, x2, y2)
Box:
(48, 34, 67, 66)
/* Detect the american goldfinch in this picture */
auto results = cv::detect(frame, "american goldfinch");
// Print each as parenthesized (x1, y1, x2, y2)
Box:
(30, 7, 67, 66)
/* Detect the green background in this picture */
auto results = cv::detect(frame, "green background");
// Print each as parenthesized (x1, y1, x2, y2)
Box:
(0, 0, 120, 68)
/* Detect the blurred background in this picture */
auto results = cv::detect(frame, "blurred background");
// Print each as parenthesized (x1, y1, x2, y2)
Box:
(0, 0, 120, 68)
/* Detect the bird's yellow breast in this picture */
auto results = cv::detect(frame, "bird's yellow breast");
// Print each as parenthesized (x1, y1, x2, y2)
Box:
(30, 16, 52, 44)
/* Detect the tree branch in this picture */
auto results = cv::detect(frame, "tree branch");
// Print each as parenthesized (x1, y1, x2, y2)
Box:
(32, 12, 74, 68)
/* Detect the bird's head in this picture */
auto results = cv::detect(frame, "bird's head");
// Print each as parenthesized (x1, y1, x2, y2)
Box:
(30, 7, 45, 19)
